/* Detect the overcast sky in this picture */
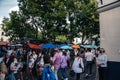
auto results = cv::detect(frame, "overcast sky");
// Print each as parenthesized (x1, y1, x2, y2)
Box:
(0, 0, 18, 24)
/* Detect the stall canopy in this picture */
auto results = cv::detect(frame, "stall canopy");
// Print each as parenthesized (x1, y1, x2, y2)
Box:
(27, 43, 41, 49)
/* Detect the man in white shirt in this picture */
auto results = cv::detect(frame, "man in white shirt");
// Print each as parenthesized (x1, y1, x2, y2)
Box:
(7, 48, 13, 56)
(85, 48, 94, 77)
(28, 56, 35, 69)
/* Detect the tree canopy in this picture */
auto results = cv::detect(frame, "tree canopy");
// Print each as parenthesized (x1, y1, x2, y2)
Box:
(2, 0, 99, 44)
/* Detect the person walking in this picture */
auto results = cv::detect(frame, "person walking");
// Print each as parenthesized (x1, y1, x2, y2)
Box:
(60, 51, 68, 80)
(42, 54, 56, 80)
(72, 52, 84, 80)
(97, 48, 108, 80)
(9, 57, 19, 80)
(84, 48, 94, 78)
(0, 59, 8, 80)
(52, 49, 61, 80)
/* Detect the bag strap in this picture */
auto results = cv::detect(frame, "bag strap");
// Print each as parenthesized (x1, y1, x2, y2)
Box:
(79, 58, 83, 69)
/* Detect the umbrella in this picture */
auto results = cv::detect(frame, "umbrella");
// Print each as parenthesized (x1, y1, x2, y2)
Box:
(43, 43, 56, 48)
(89, 45, 98, 48)
(28, 43, 41, 49)
(8, 44, 15, 47)
(0, 42, 9, 46)
(15, 44, 23, 46)
(60, 45, 73, 50)
(59, 44, 67, 47)
(81, 45, 98, 49)
(72, 45, 80, 49)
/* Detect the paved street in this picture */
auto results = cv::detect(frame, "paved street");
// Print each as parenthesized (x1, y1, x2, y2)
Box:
(58, 63, 97, 80)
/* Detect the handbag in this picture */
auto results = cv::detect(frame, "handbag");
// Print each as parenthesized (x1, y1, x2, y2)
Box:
(79, 58, 82, 68)
(69, 70, 75, 77)
(79, 63, 82, 68)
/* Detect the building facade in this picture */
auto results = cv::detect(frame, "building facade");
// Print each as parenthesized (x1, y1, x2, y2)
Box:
(98, 0, 120, 80)
(0, 24, 9, 42)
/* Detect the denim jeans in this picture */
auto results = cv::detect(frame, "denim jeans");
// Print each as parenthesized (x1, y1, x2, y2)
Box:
(85, 61, 93, 75)
(54, 69, 58, 80)
(61, 68, 67, 79)
(8, 72, 16, 80)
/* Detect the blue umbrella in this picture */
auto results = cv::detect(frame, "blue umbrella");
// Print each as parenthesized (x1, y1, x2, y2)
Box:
(60, 45, 73, 50)
(89, 45, 98, 48)
(81, 45, 98, 49)
(43, 43, 56, 48)
(59, 44, 67, 47)
(59, 44, 73, 50)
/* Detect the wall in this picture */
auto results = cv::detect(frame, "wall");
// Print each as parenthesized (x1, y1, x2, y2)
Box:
(99, 0, 120, 79)
(100, 7, 120, 62)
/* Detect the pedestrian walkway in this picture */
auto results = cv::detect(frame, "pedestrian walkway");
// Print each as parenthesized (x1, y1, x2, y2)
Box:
(58, 63, 97, 80)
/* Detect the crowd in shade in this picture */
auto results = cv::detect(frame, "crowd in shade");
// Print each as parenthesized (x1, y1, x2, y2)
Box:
(0, 42, 108, 80)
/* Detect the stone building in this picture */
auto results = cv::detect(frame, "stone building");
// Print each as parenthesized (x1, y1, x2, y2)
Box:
(98, 0, 120, 80)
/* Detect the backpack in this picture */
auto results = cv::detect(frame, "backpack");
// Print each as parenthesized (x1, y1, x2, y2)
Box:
(42, 65, 56, 80)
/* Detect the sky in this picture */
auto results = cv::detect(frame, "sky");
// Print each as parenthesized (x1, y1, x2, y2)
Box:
(0, 0, 19, 24)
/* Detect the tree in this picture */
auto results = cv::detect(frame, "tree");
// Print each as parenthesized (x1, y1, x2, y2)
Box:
(2, 11, 36, 41)
(66, 0, 99, 44)
(2, 0, 99, 43)
(18, 0, 68, 41)
(78, 0, 99, 44)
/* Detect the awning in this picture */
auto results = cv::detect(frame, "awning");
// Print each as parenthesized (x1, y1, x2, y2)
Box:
(27, 43, 41, 49)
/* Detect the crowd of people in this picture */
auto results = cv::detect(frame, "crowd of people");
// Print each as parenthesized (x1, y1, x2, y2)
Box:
(0, 44, 108, 80)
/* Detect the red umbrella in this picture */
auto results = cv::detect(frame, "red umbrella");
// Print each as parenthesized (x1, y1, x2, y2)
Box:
(0, 42, 9, 46)
(27, 43, 41, 49)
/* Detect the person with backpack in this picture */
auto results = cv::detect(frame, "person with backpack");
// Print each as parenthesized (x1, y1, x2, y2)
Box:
(42, 54, 56, 80)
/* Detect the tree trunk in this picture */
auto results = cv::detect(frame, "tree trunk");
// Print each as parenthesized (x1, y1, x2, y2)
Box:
(32, 16, 38, 39)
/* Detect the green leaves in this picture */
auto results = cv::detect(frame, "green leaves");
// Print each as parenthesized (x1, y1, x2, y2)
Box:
(2, 0, 99, 43)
